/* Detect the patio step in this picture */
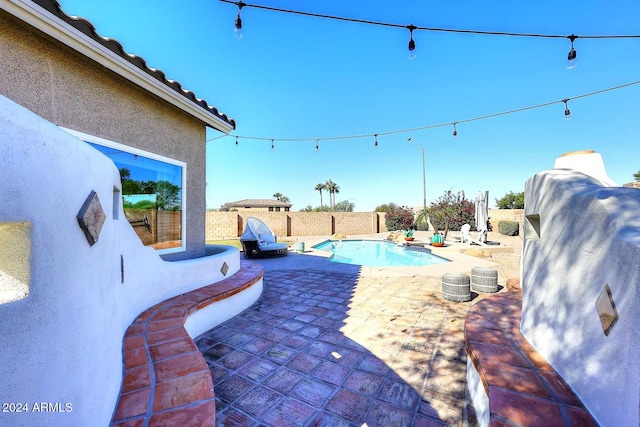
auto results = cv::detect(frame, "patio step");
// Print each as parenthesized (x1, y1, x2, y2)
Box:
(110, 261, 263, 427)
(464, 290, 598, 426)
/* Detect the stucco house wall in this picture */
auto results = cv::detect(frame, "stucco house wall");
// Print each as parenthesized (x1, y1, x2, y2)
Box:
(0, 5, 218, 259)
(521, 155, 640, 427)
(0, 96, 256, 426)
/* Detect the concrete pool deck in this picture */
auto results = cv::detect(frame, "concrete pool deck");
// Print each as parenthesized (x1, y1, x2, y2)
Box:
(195, 232, 522, 425)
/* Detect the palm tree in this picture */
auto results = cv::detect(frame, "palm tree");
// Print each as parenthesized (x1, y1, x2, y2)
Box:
(332, 183, 340, 209)
(314, 183, 326, 207)
(273, 192, 283, 201)
(324, 180, 339, 210)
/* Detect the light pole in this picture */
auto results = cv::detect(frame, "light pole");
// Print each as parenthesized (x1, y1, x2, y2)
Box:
(407, 137, 426, 212)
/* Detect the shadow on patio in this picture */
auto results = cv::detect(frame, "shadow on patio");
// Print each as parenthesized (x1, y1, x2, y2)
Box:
(196, 263, 475, 426)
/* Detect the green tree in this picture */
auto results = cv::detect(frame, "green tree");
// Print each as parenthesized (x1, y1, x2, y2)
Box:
(155, 180, 181, 210)
(496, 191, 524, 209)
(314, 183, 326, 207)
(334, 200, 355, 212)
(634, 170, 640, 181)
(119, 167, 131, 181)
(375, 203, 398, 212)
(130, 200, 157, 210)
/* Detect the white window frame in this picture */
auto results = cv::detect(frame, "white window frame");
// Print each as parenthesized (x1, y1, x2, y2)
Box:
(62, 128, 187, 255)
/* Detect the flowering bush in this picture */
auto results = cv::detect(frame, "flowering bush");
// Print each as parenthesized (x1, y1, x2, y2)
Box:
(384, 205, 414, 231)
(416, 190, 475, 238)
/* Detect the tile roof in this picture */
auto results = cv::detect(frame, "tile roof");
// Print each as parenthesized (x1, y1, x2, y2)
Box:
(227, 199, 293, 208)
(30, 0, 236, 129)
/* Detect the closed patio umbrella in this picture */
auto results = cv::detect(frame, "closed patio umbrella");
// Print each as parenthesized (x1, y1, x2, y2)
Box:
(474, 191, 488, 243)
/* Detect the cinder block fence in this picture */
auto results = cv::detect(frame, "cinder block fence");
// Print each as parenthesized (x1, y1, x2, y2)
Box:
(205, 209, 524, 240)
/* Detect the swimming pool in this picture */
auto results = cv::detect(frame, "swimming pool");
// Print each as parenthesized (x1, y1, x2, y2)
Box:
(312, 240, 450, 267)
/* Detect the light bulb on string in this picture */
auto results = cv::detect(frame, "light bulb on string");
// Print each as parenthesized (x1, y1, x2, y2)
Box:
(562, 99, 571, 120)
(235, 136, 239, 145)
(315, 139, 319, 151)
(234, 1, 245, 39)
(407, 25, 417, 60)
(271, 139, 274, 149)
(374, 134, 378, 147)
(452, 123, 458, 139)
(567, 34, 578, 69)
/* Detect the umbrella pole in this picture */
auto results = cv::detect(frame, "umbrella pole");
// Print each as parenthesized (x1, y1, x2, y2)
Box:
(484, 191, 489, 243)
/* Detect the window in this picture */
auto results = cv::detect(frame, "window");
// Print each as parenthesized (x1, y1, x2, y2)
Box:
(63, 128, 186, 255)
(285, 207, 290, 212)
(268, 207, 274, 212)
(275, 207, 281, 212)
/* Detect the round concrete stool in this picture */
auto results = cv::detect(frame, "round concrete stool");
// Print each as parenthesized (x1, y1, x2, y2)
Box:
(441, 273, 471, 302)
(471, 267, 499, 293)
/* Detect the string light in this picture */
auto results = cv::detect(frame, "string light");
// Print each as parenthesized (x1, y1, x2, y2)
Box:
(234, 1, 245, 39)
(407, 25, 417, 60)
(210, 79, 640, 145)
(567, 34, 578, 69)
(220, 0, 640, 65)
(563, 99, 571, 119)
(452, 122, 458, 139)
(271, 138, 274, 149)
(374, 134, 378, 147)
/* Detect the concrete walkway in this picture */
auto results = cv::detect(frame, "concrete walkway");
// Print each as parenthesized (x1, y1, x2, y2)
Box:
(195, 232, 522, 426)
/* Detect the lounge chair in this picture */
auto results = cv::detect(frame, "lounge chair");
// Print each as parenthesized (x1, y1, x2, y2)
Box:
(240, 217, 289, 258)
(468, 231, 487, 246)
(452, 224, 471, 244)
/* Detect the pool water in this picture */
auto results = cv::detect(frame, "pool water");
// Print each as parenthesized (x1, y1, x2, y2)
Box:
(312, 240, 449, 267)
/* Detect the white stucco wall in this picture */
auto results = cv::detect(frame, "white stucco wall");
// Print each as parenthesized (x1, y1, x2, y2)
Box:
(521, 159, 640, 427)
(0, 95, 252, 426)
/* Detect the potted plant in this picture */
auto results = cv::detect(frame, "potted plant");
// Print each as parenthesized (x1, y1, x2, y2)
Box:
(431, 232, 445, 247)
(415, 204, 449, 247)
(403, 229, 415, 241)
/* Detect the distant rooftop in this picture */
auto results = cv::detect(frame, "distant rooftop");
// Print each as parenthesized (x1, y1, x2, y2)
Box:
(227, 199, 293, 208)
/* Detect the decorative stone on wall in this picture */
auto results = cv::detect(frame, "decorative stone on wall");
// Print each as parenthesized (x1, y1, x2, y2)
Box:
(221, 261, 229, 276)
(77, 190, 106, 246)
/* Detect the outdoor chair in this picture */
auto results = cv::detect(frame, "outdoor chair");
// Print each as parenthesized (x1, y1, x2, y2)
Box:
(240, 217, 289, 258)
(452, 224, 471, 244)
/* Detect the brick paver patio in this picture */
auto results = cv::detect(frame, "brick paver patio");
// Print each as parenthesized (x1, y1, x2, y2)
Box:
(196, 268, 489, 426)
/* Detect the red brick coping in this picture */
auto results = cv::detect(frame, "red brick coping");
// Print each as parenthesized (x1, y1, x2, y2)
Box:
(110, 261, 263, 426)
(465, 291, 598, 426)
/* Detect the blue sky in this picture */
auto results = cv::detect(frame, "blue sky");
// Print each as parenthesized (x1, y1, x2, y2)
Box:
(59, 0, 640, 211)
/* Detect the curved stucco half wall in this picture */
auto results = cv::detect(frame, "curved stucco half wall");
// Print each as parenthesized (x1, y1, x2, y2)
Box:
(0, 95, 253, 427)
(521, 162, 640, 427)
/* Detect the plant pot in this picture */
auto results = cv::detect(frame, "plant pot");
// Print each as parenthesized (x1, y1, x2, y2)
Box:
(431, 234, 444, 246)
(404, 237, 415, 241)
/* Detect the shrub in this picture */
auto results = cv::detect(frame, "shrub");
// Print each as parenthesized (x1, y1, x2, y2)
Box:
(415, 216, 429, 231)
(419, 191, 475, 237)
(498, 221, 519, 236)
(384, 205, 414, 231)
(496, 191, 524, 209)
(375, 202, 398, 212)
